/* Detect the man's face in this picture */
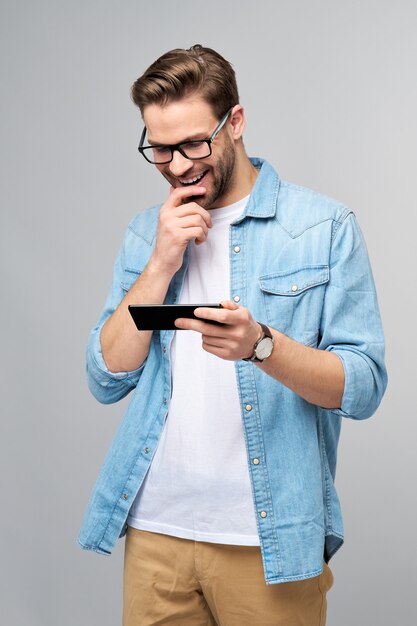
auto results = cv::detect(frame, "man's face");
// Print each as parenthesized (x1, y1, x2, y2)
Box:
(143, 97, 237, 209)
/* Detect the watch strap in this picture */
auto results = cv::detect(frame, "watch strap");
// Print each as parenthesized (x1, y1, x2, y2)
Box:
(243, 322, 273, 362)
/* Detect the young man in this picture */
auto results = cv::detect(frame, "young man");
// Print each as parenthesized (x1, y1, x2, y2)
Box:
(79, 45, 387, 625)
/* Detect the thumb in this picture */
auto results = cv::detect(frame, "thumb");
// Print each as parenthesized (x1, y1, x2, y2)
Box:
(220, 300, 239, 311)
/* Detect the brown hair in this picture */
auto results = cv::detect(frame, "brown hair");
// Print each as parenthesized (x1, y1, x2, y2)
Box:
(131, 44, 239, 119)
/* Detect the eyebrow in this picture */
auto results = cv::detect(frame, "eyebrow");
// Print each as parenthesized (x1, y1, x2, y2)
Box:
(147, 131, 209, 146)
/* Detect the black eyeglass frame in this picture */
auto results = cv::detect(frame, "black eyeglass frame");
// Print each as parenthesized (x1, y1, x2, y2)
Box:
(138, 107, 234, 164)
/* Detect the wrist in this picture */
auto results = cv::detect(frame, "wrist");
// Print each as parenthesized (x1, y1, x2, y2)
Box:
(243, 322, 274, 363)
(146, 255, 176, 282)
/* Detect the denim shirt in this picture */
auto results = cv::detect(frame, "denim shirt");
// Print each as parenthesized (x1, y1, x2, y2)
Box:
(78, 158, 387, 584)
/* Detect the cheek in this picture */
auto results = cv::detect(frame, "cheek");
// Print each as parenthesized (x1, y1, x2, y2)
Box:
(158, 166, 175, 184)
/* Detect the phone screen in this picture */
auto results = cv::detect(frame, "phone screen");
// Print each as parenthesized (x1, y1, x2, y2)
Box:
(128, 303, 223, 330)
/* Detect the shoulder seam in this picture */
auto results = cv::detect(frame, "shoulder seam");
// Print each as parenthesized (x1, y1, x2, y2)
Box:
(331, 207, 353, 242)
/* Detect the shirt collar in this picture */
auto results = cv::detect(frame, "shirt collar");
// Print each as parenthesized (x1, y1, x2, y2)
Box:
(232, 157, 280, 223)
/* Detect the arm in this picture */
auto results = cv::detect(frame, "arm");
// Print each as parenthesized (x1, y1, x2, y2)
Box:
(175, 302, 343, 408)
(175, 213, 387, 417)
(97, 184, 212, 373)
(258, 327, 344, 408)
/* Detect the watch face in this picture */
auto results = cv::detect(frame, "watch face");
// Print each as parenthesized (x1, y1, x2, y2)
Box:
(255, 337, 274, 360)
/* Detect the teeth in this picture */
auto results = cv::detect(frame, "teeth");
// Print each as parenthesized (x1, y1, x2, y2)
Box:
(179, 171, 206, 185)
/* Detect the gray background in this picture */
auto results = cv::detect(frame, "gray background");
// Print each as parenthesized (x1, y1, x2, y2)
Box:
(1, 1, 416, 624)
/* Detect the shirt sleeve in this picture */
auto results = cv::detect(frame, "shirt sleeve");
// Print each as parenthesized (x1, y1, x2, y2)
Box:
(318, 211, 388, 419)
(86, 231, 146, 405)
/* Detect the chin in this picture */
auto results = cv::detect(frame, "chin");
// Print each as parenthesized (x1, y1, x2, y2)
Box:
(188, 193, 214, 209)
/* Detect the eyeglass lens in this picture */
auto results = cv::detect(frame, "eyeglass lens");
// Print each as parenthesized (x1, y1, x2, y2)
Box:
(144, 141, 211, 164)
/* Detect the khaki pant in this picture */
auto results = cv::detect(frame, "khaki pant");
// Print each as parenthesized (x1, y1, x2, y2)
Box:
(123, 528, 333, 626)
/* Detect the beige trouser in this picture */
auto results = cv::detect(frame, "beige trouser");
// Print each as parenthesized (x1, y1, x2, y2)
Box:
(123, 528, 334, 626)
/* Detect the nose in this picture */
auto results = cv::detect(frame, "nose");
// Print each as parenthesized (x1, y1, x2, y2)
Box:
(168, 149, 194, 178)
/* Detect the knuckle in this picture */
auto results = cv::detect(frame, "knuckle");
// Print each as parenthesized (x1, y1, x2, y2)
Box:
(236, 329, 246, 341)
(218, 312, 228, 324)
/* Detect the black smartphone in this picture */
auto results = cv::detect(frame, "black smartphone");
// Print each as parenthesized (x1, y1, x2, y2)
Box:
(128, 303, 223, 331)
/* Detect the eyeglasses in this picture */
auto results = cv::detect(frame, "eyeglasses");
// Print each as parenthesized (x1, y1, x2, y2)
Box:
(138, 108, 233, 164)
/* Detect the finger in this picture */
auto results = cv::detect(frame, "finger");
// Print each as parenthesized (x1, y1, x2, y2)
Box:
(166, 215, 209, 243)
(201, 341, 235, 360)
(175, 317, 229, 336)
(219, 300, 239, 311)
(175, 214, 210, 234)
(172, 203, 213, 228)
(170, 185, 206, 206)
(202, 334, 230, 350)
(188, 227, 210, 245)
(194, 304, 237, 325)
(174, 318, 204, 332)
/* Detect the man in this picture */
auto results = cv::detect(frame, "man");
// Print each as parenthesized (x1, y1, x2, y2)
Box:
(79, 45, 387, 625)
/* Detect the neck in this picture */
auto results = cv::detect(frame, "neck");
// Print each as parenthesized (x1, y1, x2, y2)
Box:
(212, 148, 259, 208)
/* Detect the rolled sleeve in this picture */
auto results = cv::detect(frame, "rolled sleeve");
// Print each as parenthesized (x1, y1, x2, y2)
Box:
(331, 344, 386, 419)
(86, 326, 145, 404)
(319, 212, 387, 420)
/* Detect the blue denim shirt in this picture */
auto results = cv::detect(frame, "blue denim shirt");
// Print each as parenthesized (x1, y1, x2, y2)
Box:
(78, 158, 387, 584)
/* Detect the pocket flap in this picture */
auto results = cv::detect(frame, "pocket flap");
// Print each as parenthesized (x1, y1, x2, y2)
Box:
(259, 265, 329, 296)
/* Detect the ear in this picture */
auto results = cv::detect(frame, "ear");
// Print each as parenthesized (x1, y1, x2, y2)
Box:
(229, 104, 245, 140)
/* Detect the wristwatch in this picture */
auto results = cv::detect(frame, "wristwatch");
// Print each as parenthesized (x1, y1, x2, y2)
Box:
(243, 322, 274, 363)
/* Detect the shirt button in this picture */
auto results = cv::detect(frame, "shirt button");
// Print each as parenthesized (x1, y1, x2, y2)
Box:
(260, 511, 267, 518)
(163, 399, 167, 405)
(291, 284, 298, 292)
(163, 346, 167, 353)
(144, 447, 150, 454)
(233, 245, 241, 253)
(233, 295, 241, 303)
(253, 458, 260, 465)
(122, 493, 129, 501)
(245, 404, 253, 412)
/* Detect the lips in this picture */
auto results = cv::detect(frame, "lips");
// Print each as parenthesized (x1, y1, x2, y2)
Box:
(178, 169, 208, 186)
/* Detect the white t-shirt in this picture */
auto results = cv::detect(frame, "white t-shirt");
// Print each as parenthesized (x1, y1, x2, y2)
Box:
(127, 196, 259, 545)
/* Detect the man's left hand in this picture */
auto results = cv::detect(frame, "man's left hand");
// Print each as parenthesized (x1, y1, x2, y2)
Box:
(174, 300, 261, 361)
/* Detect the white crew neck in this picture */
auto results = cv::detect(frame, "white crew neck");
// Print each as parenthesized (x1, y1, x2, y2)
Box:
(209, 194, 250, 223)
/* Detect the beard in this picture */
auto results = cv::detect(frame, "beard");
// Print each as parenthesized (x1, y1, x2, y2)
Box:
(162, 134, 237, 210)
(199, 135, 236, 209)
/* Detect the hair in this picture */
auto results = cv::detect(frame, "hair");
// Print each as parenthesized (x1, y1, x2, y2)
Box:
(131, 44, 239, 119)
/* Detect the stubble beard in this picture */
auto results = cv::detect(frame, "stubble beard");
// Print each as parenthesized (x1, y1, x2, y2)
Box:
(164, 137, 237, 210)
(201, 137, 236, 209)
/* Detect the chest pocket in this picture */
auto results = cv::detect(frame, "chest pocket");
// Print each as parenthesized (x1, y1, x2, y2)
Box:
(120, 267, 142, 293)
(258, 265, 329, 346)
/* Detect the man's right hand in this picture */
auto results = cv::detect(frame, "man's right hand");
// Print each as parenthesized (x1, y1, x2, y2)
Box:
(100, 184, 212, 373)
(149, 185, 212, 279)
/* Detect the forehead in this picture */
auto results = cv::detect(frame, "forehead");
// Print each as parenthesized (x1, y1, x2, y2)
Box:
(143, 97, 217, 144)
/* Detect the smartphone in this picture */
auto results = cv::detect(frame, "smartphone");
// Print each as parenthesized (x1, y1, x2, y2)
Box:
(128, 303, 223, 331)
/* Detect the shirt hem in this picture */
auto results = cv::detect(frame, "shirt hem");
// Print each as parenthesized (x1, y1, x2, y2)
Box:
(127, 518, 260, 546)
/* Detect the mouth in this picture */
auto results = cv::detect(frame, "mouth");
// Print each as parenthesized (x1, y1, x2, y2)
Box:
(177, 169, 208, 186)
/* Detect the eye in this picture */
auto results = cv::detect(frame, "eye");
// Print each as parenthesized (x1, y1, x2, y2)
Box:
(153, 145, 171, 156)
(182, 141, 205, 151)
